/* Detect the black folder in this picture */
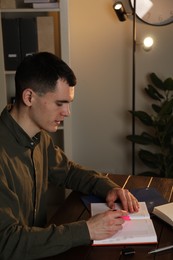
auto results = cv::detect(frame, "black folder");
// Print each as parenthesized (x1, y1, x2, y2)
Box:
(2, 18, 21, 70)
(19, 18, 38, 59)
(130, 187, 167, 213)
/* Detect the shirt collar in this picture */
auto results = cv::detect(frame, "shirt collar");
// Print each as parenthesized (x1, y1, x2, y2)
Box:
(1, 105, 40, 149)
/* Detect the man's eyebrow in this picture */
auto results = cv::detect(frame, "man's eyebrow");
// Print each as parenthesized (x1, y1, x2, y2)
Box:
(56, 99, 74, 103)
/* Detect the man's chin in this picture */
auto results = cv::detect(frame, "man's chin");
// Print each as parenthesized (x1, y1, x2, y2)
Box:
(46, 126, 59, 133)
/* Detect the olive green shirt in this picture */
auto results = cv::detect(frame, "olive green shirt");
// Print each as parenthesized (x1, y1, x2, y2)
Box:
(0, 106, 119, 260)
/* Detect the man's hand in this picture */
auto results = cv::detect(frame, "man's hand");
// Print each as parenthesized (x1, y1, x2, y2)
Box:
(86, 209, 127, 240)
(106, 188, 139, 213)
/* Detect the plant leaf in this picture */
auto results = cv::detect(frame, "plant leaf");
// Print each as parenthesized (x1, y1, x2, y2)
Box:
(150, 73, 164, 90)
(163, 117, 173, 135)
(138, 149, 163, 169)
(127, 132, 161, 146)
(152, 104, 161, 114)
(127, 133, 153, 145)
(145, 84, 164, 101)
(164, 158, 173, 178)
(142, 132, 161, 146)
(164, 77, 173, 90)
(158, 99, 173, 117)
(129, 111, 153, 126)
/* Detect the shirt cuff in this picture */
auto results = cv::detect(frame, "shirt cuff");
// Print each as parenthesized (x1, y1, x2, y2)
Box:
(65, 220, 91, 247)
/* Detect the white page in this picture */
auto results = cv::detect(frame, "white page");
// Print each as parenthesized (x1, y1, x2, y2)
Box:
(153, 202, 173, 226)
(91, 202, 157, 245)
(91, 202, 150, 219)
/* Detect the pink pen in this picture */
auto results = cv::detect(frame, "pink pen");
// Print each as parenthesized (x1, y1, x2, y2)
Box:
(113, 209, 131, 220)
(121, 215, 131, 221)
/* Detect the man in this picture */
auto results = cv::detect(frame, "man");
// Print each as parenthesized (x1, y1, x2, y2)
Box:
(0, 52, 139, 259)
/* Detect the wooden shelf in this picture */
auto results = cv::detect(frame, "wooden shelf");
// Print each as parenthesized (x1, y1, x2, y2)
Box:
(0, 8, 60, 13)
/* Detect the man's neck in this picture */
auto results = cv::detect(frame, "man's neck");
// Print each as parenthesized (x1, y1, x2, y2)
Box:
(10, 105, 39, 138)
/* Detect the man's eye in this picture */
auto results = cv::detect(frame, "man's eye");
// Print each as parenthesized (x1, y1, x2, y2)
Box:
(57, 102, 63, 107)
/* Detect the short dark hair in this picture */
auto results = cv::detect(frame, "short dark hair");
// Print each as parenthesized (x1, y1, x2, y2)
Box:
(15, 52, 77, 103)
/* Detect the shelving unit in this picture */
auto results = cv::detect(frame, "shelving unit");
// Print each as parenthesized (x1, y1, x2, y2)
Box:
(0, 0, 72, 156)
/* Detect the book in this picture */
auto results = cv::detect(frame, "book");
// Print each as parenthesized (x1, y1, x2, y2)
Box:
(36, 16, 55, 53)
(130, 187, 167, 213)
(24, 0, 56, 2)
(33, 2, 59, 8)
(91, 202, 157, 245)
(153, 202, 173, 227)
(0, 0, 16, 8)
(0, 0, 25, 8)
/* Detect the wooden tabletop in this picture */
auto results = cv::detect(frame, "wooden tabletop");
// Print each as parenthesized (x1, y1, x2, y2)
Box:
(43, 174, 173, 260)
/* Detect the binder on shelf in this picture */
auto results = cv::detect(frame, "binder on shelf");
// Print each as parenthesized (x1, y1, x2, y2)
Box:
(19, 18, 38, 59)
(1, 18, 21, 71)
(36, 16, 55, 53)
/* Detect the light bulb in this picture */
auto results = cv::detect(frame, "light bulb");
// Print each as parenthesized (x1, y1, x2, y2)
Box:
(114, 3, 122, 10)
(143, 37, 154, 51)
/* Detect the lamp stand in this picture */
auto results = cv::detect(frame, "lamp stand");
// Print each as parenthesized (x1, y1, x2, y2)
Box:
(132, 0, 136, 175)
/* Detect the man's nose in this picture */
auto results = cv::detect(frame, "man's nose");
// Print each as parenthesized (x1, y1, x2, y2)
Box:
(61, 103, 71, 117)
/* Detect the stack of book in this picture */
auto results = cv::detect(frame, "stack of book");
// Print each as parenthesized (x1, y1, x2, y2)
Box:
(24, 0, 59, 9)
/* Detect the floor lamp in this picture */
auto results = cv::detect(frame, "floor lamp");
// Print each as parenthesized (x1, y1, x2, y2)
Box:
(113, 1, 137, 175)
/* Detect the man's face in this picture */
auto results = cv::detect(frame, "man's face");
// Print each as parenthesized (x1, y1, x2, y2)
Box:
(29, 79, 74, 134)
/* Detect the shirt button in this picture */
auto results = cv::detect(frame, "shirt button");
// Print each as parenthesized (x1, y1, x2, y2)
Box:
(31, 142, 34, 146)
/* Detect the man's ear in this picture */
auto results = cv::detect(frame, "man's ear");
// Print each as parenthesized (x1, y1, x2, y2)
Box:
(22, 89, 33, 106)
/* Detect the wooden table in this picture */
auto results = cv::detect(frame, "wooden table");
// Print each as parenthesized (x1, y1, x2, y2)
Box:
(43, 174, 173, 260)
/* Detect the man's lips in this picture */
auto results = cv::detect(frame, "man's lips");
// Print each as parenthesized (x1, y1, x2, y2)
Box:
(55, 120, 62, 125)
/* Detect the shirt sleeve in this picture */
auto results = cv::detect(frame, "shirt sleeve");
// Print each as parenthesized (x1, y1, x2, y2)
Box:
(47, 138, 120, 198)
(0, 170, 91, 260)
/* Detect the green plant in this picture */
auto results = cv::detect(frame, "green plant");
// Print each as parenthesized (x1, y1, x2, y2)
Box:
(127, 73, 173, 178)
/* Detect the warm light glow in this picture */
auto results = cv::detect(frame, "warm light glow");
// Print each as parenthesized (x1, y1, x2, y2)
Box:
(114, 3, 122, 10)
(143, 36, 154, 51)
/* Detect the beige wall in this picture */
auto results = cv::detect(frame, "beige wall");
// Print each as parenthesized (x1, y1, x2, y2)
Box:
(67, 0, 173, 175)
